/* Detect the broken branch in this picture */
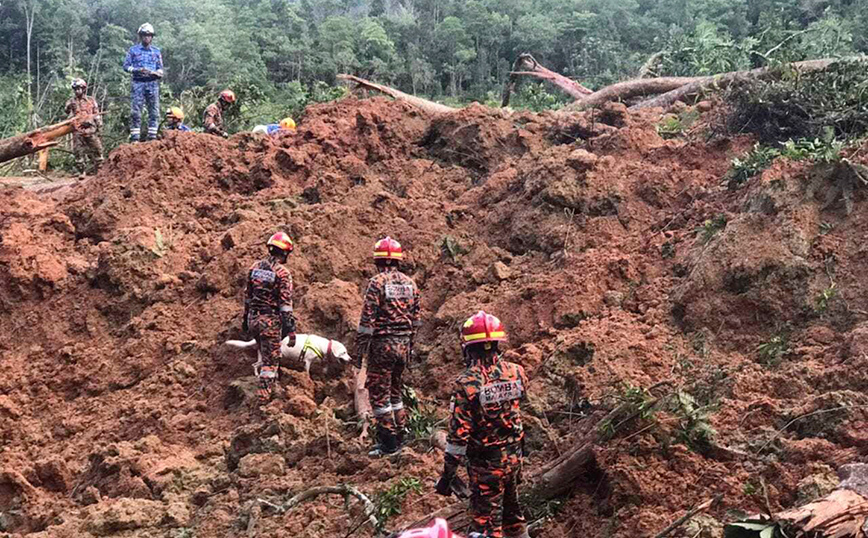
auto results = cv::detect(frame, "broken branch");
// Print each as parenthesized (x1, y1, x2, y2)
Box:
(338, 74, 457, 115)
(652, 497, 719, 538)
(260, 484, 379, 529)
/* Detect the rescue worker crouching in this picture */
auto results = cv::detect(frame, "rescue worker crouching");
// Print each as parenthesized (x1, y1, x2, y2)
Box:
(436, 311, 530, 538)
(64, 78, 104, 173)
(252, 117, 296, 137)
(204, 89, 236, 138)
(243, 232, 296, 409)
(355, 236, 421, 457)
(164, 107, 191, 132)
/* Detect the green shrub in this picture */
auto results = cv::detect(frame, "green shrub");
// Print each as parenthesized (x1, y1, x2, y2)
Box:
(727, 144, 780, 188)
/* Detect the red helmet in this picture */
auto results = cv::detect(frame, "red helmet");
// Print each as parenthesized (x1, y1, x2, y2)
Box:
(399, 519, 461, 538)
(461, 310, 507, 347)
(266, 231, 293, 253)
(219, 89, 236, 104)
(373, 236, 403, 261)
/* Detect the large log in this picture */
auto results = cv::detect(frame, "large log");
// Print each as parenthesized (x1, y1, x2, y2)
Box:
(502, 53, 593, 107)
(632, 57, 866, 110)
(0, 114, 102, 165)
(337, 74, 457, 115)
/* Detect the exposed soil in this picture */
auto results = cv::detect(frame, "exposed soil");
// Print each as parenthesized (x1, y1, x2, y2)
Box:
(2, 96, 868, 538)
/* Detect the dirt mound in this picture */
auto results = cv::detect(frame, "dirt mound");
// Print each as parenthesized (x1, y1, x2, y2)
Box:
(2, 96, 868, 537)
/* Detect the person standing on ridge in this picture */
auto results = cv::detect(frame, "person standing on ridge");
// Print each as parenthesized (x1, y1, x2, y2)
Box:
(436, 311, 530, 538)
(64, 78, 103, 173)
(123, 23, 163, 142)
(242, 232, 296, 409)
(355, 236, 421, 456)
(203, 90, 236, 138)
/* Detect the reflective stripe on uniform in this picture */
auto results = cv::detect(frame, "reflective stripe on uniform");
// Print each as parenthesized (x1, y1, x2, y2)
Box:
(463, 331, 506, 342)
(357, 326, 374, 335)
(391, 401, 404, 411)
(373, 404, 393, 417)
(280, 305, 293, 313)
(259, 365, 278, 379)
(445, 442, 467, 456)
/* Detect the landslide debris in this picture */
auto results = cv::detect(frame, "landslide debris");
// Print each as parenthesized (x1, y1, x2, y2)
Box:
(2, 97, 868, 537)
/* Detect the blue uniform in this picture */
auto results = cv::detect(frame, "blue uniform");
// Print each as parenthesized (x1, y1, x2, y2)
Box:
(266, 124, 281, 135)
(166, 123, 191, 132)
(123, 44, 164, 141)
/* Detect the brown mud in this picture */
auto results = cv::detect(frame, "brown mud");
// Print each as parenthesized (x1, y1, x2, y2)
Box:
(1, 97, 868, 537)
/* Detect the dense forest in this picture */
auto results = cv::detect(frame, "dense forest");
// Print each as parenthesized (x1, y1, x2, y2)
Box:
(1, 0, 867, 145)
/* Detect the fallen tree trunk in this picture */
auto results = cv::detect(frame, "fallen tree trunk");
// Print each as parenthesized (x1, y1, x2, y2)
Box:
(338, 74, 457, 115)
(502, 53, 592, 107)
(633, 57, 866, 110)
(567, 77, 703, 110)
(0, 115, 101, 165)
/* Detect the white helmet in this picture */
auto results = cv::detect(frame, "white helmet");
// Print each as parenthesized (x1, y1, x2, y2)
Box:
(252, 125, 269, 135)
(137, 23, 155, 36)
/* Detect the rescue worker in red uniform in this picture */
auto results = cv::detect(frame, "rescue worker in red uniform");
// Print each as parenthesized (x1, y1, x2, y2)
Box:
(355, 236, 421, 456)
(203, 89, 235, 137)
(65, 78, 104, 173)
(436, 311, 530, 538)
(242, 232, 296, 407)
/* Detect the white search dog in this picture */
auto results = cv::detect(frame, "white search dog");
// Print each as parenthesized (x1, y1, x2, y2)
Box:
(225, 333, 352, 376)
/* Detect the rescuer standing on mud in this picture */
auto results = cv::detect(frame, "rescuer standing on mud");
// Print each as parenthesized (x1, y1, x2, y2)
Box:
(203, 90, 236, 137)
(355, 236, 421, 456)
(123, 23, 163, 142)
(243, 232, 296, 409)
(65, 78, 104, 173)
(436, 311, 529, 538)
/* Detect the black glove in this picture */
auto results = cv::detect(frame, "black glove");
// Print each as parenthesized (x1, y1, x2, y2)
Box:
(435, 474, 453, 496)
(451, 475, 470, 499)
(241, 308, 249, 333)
(280, 312, 296, 339)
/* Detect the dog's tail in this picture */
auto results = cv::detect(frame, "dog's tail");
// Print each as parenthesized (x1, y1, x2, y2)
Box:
(225, 339, 257, 350)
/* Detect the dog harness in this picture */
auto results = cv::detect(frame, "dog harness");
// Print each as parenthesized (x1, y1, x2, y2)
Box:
(298, 336, 334, 363)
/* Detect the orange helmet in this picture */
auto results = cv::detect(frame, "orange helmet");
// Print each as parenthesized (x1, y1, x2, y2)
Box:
(461, 311, 507, 347)
(266, 231, 293, 253)
(219, 89, 236, 104)
(399, 519, 460, 538)
(373, 236, 403, 261)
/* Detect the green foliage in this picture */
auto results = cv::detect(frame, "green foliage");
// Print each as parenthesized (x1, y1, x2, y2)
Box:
(374, 477, 422, 533)
(695, 215, 727, 244)
(657, 109, 700, 139)
(599, 384, 657, 439)
(725, 518, 787, 538)
(727, 60, 868, 144)
(510, 83, 568, 112)
(401, 386, 440, 441)
(668, 391, 716, 452)
(815, 284, 838, 314)
(780, 128, 846, 163)
(756, 334, 789, 366)
(727, 144, 780, 188)
(1, 0, 868, 148)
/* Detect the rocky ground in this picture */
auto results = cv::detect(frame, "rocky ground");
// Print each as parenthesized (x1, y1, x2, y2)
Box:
(1, 96, 867, 538)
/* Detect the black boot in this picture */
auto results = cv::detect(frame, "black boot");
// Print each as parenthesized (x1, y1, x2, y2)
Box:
(368, 428, 400, 457)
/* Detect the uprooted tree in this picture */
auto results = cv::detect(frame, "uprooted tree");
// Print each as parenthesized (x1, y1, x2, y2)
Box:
(339, 55, 867, 116)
